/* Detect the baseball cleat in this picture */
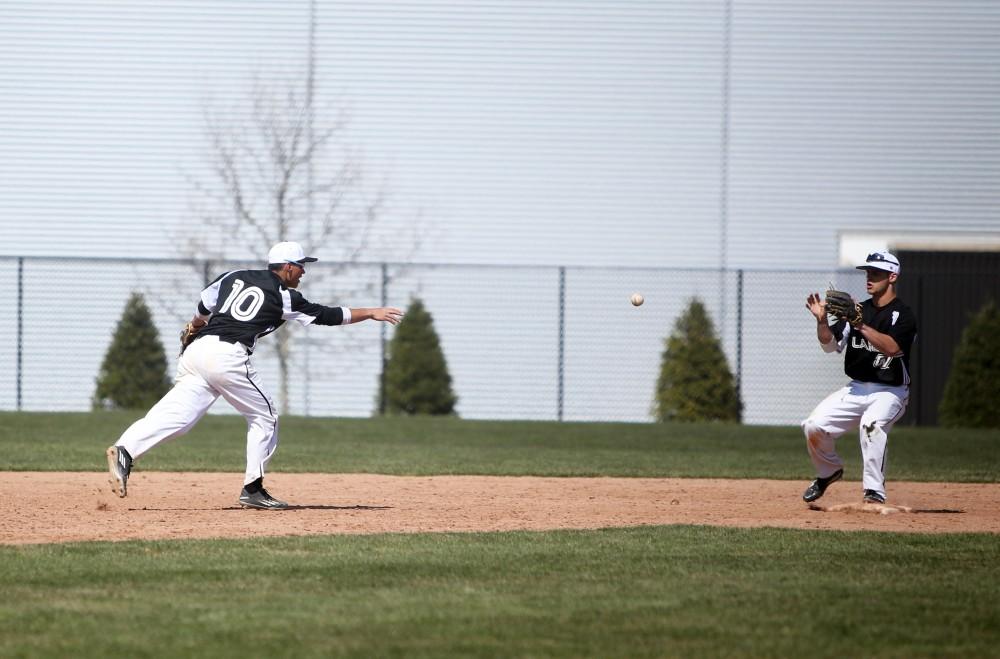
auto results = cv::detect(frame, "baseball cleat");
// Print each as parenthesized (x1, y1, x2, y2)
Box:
(238, 487, 289, 510)
(802, 468, 843, 502)
(106, 445, 133, 498)
(863, 489, 886, 504)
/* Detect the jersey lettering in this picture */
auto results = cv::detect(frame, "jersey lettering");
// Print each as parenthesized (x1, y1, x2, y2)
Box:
(851, 335, 875, 352)
(841, 297, 917, 387)
(219, 279, 266, 321)
(197, 269, 344, 351)
(872, 354, 894, 370)
(219, 279, 245, 314)
(230, 288, 265, 321)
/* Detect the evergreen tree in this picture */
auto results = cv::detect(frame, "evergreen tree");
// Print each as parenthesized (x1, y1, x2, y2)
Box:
(655, 298, 742, 422)
(381, 298, 457, 415)
(93, 292, 171, 410)
(939, 300, 1000, 428)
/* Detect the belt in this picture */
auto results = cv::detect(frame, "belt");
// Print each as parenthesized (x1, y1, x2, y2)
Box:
(198, 334, 253, 355)
(220, 337, 253, 355)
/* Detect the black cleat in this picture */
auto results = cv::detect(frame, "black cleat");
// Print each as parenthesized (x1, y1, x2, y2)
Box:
(863, 489, 886, 504)
(239, 487, 289, 510)
(802, 468, 843, 502)
(106, 445, 133, 498)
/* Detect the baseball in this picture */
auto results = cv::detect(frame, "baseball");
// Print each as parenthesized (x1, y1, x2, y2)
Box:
(630, 293, 644, 307)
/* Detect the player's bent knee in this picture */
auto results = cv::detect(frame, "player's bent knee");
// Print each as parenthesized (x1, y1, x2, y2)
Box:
(801, 418, 821, 437)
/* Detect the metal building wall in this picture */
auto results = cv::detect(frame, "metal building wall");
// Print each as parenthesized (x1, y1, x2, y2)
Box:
(1, 2, 996, 270)
(728, 2, 1000, 267)
(0, 1, 312, 258)
(0, 2, 996, 426)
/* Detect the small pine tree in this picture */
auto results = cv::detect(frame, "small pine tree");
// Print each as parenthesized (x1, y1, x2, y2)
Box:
(93, 292, 171, 410)
(381, 298, 457, 415)
(655, 298, 742, 423)
(939, 300, 1000, 428)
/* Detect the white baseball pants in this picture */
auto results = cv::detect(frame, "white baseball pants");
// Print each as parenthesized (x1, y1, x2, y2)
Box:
(801, 381, 909, 499)
(116, 335, 279, 486)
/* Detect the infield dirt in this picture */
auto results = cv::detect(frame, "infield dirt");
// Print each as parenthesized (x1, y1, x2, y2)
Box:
(2, 472, 998, 545)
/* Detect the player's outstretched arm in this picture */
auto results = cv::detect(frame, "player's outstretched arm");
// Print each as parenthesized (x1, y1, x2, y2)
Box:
(347, 307, 404, 325)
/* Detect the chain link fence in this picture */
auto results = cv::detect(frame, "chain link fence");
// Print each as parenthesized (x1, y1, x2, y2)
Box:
(1, 257, 868, 425)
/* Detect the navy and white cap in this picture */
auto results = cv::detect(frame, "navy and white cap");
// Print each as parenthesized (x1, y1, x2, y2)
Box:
(267, 241, 318, 267)
(856, 251, 900, 275)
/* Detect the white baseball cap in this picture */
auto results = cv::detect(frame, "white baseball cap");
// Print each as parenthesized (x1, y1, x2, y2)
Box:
(267, 241, 317, 266)
(856, 250, 900, 274)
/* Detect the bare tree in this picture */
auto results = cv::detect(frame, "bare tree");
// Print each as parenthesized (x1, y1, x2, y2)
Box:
(177, 75, 422, 414)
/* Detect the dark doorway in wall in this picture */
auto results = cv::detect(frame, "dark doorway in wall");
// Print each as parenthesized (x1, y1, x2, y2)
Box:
(895, 250, 1000, 425)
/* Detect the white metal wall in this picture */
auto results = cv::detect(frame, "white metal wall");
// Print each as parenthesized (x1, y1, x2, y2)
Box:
(3, 2, 994, 272)
(728, 1, 1000, 267)
(0, 0, 1000, 268)
(0, 1, 311, 258)
(315, 1, 726, 268)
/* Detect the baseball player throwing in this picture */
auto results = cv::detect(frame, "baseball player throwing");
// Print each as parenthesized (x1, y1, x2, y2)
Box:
(106, 241, 403, 510)
(801, 251, 917, 505)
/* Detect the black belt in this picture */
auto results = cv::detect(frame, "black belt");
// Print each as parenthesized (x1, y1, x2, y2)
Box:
(221, 337, 253, 354)
(198, 334, 253, 355)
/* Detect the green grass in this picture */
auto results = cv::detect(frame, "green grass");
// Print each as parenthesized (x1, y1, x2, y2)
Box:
(1, 526, 997, 658)
(2, 412, 998, 657)
(0, 411, 997, 481)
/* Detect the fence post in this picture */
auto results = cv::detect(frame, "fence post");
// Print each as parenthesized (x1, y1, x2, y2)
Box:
(16, 257, 23, 411)
(557, 266, 566, 421)
(304, 261, 310, 415)
(736, 268, 743, 406)
(379, 263, 388, 416)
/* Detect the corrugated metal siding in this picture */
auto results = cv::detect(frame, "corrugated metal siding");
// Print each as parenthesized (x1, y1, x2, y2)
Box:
(315, 1, 725, 267)
(0, 1, 996, 265)
(728, 1, 1000, 268)
(0, 1, 310, 258)
(0, 1, 725, 266)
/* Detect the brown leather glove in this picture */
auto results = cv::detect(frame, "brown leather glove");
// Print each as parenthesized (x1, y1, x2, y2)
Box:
(179, 322, 203, 355)
(825, 289, 863, 327)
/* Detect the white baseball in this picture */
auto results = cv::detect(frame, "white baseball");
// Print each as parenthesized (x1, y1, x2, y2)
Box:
(629, 293, 644, 307)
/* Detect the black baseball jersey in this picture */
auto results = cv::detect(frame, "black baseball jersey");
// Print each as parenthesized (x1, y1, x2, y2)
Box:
(194, 269, 348, 351)
(830, 297, 917, 387)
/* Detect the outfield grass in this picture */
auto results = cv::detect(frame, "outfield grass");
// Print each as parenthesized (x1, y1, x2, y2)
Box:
(1, 526, 997, 658)
(0, 411, 998, 481)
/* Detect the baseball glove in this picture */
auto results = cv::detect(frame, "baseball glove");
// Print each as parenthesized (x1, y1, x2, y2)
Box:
(825, 289, 863, 327)
(179, 322, 202, 354)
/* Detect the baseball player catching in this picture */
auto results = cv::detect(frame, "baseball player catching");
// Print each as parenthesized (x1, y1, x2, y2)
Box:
(106, 241, 403, 510)
(800, 251, 917, 505)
